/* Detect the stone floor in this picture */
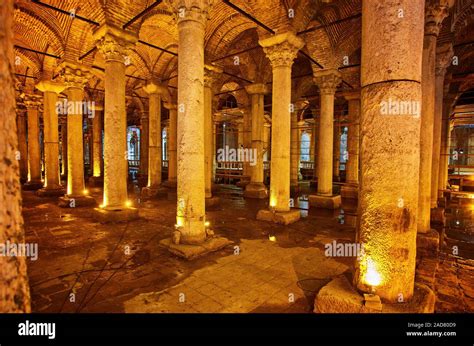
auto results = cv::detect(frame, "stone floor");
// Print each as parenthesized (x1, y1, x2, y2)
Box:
(21, 182, 473, 313)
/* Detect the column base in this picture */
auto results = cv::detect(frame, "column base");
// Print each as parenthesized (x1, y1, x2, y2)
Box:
(88, 176, 104, 187)
(58, 195, 96, 208)
(256, 209, 301, 225)
(93, 207, 139, 223)
(315, 276, 435, 313)
(309, 194, 342, 209)
(243, 183, 268, 199)
(162, 180, 177, 189)
(159, 236, 232, 260)
(141, 186, 168, 198)
(416, 229, 440, 257)
(23, 180, 44, 191)
(341, 184, 358, 200)
(205, 196, 221, 208)
(430, 207, 445, 226)
(36, 186, 66, 197)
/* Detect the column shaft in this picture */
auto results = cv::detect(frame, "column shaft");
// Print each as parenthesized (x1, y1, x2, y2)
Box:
(346, 96, 360, 184)
(26, 106, 41, 183)
(167, 104, 177, 184)
(317, 92, 336, 195)
(43, 90, 61, 189)
(17, 111, 28, 182)
(148, 92, 162, 188)
(140, 112, 149, 175)
(290, 112, 299, 187)
(92, 109, 103, 177)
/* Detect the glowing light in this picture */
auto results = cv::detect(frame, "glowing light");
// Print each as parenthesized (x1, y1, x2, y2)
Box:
(205, 221, 210, 227)
(269, 197, 277, 208)
(365, 257, 382, 287)
(99, 204, 105, 209)
(125, 200, 132, 207)
(83, 189, 89, 195)
(269, 235, 276, 242)
(175, 217, 184, 228)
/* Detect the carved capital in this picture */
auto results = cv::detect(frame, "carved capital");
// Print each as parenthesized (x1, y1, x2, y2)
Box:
(22, 94, 42, 110)
(164, 102, 177, 110)
(435, 44, 454, 77)
(425, 2, 449, 36)
(259, 32, 305, 69)
(35, 80, 66, 94)
(57, 61, 91, 90)
(93, 24, 137, 63)
(168, 0, 214, 25)
(313, 69, 341, 95)
(143, 82, 167, 95)
(245, 83, 268, 95)
(342, 90, 361, 101)
(204, 63, 223, 90)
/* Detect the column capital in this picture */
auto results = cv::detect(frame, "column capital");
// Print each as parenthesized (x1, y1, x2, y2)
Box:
(142, 82, 167, 95)
(435, 44, 454, 77)
(245, 83, 268, 95)
(35, 80, 66, 94)
(313, 69, 341, 95)
(204, 63, 223, 89)
(168, 0, 214, 25)
(425, 1, 449, 36)
(22, 94, 42, 109)
(259, 32, 305, 69)
(164, 102, 177, 110)
(93, 24, 138, 63)
(341, 90, 361, 101)
(57, 61, 91, 90)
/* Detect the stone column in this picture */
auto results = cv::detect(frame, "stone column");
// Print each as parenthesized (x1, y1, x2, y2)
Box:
(142, 82, 167, 198)
(60, 117, 67, 179)
(0, 0, 31, 312)
(244, 83, 268, 198)
(355, 0, 424, 302)
(257, 32, 304, 225)
(58, 62, 95, 207)
(309, 69, 341, 209)
(333, 115, 341, 181)
(16, 108, 28, 183)
(418, 1, 448, 233)
(23, 94, 43, 190)
(204, 64, 222, 205)
(290, 108, 299, 190)
(89, 104, 103, 185)
(93, 24, 138, 221)
(139, 111, 149, 176)
(312, 116, 319, 182)
(431, 44, 453, 207)
(164, 102, 177, 188)
(35, 80, 66, 196)
(341, 91, 360, 200)
(438, 96, 455, 196)
(161, 0, 230, 257)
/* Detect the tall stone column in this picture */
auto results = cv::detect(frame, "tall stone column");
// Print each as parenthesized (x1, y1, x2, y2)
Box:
(204, 64, 222, 205)
(16, 109, 28, 183)
(256, 32, 303, 225)
(58, 62, 95, 207)
(23, 95, 43, 190)
(438, 96, 455, 196)
(312, 116, 319, 182)
(356, 0, 424, 302)
(341, 91, 360, 200)
(142, 82, 167, 198)
(244, 83, 268, 198)
(431, 44, 453, 207)
(290, 109, 299, 190)
(60, 117, 67, 179)
(89, 104, 103, 185)
(161, 0, 231, 258)
(35, 80, 66, 196)
(163, 102, 177, 188)
(418, 1, 448, 233)
(0, 0, 31, 312)
(139, 111, 149, 176)
(93, 24, 138, 221)
(333, 115, 341, 181)
(309, 69, 341, 209)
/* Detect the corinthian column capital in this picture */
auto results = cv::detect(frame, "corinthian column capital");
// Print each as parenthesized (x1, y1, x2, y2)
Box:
(57, 61, 91, 90)
(313, 69, 341, 95)
(245, 83, 268, 95)
(259, 32, 305, 69)
(22, 94, 42, 109)
(143, 81, 167, 95)
(93, 24, 137, 63)
(435, 44, 454, 77)
(425, 1, 449, 36)
(168, 0, 214, 24)
(204, 63, 223, 90)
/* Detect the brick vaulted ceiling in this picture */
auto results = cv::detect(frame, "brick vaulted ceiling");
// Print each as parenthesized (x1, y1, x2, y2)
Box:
(12, 0, 474, 117)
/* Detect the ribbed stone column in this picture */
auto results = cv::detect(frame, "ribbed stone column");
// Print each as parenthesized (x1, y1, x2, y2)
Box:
(355, 0, 424, 302)
(58, 62, 95, 207)
(90, 104, 103, 182)
(142, 82, 167, 198)
(35, 80, 66, 196)
(164, 102, 177, 187)
(93, 24, 138, 221)
(204, 64, 222, 203)
(438, 96, 455, 196)
(309, 69, 341, 209)
(257, 32, 303, 225)
(244, 83, 268, 198)
(431, 44, 453, 207)
(16, 108, 28, 183)
(23, 95, 43, 190)
(140, 111, 149, 176)
(418, 2, 448, 233)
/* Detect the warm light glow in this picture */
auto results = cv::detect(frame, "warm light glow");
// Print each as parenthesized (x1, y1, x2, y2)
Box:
(99, 204, 105, 209)
(175, 217, 184, 228)
(125, 200, 132, 207)
(365, 257, 382, 287)
(269, 197, 277, 208)
(204, 221, 210, 227)
(83, 189, 89, 195)
(269, 235, 276, 242)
